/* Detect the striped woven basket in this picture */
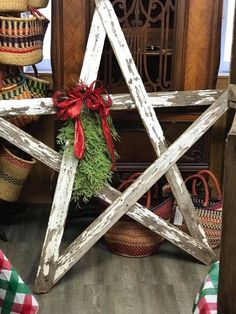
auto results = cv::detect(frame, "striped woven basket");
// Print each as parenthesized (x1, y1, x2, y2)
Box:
(0, 0, 28, 12)
(0, 73, 39, 128)
(0, 145, 36, 202)
(172, 170, 223, 248)
(25, 74, 50, 98)
(0, 10, 49, 66)
(28, 0, 49, 8)
(104, 173, 173, 257)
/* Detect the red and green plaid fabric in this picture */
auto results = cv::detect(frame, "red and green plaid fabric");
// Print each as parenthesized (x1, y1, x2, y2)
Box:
(0, 250, 39, 314)
(193, 261, 219, 314)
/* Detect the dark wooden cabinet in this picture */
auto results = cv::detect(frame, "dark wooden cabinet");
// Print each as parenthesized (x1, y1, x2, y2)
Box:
(96, 0, 185, 93)
(113, 111, 210, 173)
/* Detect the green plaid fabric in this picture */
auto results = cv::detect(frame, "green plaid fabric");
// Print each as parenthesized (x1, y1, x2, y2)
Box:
(0, 250, 39, 314)
(193, 261, 219, 313)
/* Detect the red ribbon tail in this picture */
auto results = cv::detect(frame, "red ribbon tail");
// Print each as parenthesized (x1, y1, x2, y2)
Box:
(101, 117, 116, 171)
(74, 118, 85, 160)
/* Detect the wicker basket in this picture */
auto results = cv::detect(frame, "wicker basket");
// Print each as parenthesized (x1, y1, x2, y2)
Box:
(0, 145, 36, 202)
(25, 74, 50, 98)
(28, 0, 49, 8)
(104, 221, 164, 257)
(0, 73, 39, 128)
(0, 73, 31, 100)
(0, 10, 49, 66)
(172, 171, 223, 248)
(0, 0, 28, 12)
(104, 173, 173, 257)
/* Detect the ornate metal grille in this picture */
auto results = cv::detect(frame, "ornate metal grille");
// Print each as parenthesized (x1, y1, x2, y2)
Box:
(98, 0, 177, 93)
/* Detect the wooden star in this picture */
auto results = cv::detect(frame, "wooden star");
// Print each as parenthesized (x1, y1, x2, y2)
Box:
(0, 0, 228, 294)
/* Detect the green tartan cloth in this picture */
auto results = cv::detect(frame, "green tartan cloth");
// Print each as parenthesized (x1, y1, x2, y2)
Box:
(0, 250, 39, 314)
(193, 261, 219, 314)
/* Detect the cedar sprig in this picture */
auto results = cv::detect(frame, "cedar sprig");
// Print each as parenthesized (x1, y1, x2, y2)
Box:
(57, 111, 119, 202)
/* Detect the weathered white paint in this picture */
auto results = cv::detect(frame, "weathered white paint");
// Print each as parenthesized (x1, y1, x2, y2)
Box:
(34, 7, 108, 294)
(80, 9, 106, 85)
(97, 184, 208, 251)
(197, 90, 221, 97)
(95, 0, 209, 245)
(0, 89, 224, 117)
(194, 98, 216, 106)
(0, 98, 55, 116)
(35, 144, 78, 285)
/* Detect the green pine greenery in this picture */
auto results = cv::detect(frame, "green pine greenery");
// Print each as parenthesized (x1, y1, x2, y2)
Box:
(57, 111, 119, 202)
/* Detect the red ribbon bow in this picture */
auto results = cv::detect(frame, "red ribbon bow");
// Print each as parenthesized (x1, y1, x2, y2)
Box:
(53, 81, 116, 170)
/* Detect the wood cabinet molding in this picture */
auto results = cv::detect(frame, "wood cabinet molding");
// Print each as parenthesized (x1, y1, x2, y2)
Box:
(172, 0, 189, 90)
(183, 0, 223, 90)
(51, 0, 88, 90)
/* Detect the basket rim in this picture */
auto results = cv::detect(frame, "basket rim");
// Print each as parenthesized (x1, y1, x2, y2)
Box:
(3, 146, 36, 165)
(25, 74, 50, 85)
(0, 15, 48, 22)
(0, 83, 18, 92)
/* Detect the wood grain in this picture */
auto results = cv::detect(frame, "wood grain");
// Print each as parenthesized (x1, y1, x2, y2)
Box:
(218, 112, 236, 313)
(51, 0, 87, 90)
(0, 89, 224, 117)
(34, 8, 108, 293)
(34, 143, 78, 292)
(183, 0, 223, 90)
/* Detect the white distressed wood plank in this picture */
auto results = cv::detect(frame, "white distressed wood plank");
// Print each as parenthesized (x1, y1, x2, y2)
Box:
(0, 98, 55, 116)
(34, 8, 107, 293)
(0, 117, 61, 171)
(0, 90, 224, 117)
(95, 0, 208, 245)
(110, 89, 224, 110)
(54, 92, 227, 281)
(79, 9, 106, 85)
(34, 143, 78, 292)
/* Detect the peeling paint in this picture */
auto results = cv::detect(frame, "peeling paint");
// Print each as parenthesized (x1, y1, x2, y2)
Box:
(162, 230, 182, 242)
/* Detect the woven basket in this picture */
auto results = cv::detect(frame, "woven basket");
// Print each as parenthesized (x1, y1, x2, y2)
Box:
(104, 221, 164, 257)
(176, 203, 222, 249)
(0, 0, 28, 12)
(0, 73, 39, 128)
(0, 10, 49, 66)
(28, 0, 49, 8)
(104, 173, 173, 257)
(0, 145, 36, 202)
(25, 74, 49, 98)
(172, 171, 223, 248)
